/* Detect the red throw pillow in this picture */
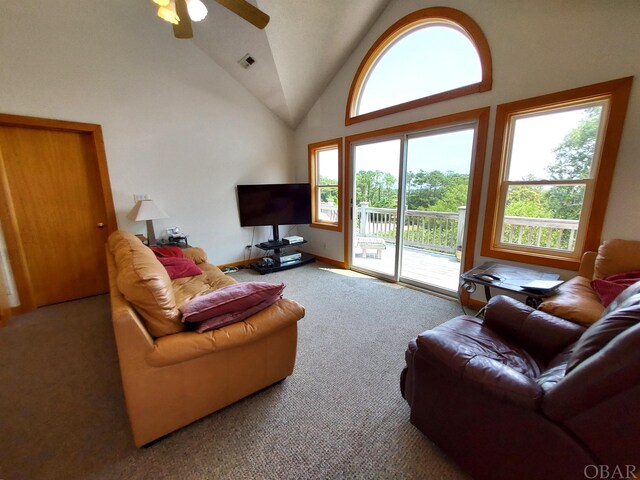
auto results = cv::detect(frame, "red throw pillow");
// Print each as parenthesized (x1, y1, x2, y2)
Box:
(150, 246, 184, 258)
(591, 270, 640, 307)
(180, 282, 285, 323)
(190, 295, 282, 333)
(157, 256, 202, 280)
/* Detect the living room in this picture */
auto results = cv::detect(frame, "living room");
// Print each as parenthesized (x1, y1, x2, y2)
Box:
(1, 0, 639, 478)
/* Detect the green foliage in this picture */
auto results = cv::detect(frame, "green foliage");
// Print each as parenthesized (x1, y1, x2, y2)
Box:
(319, 177, 338, 204)
(355, 170, 398, 208)
(356, 169, 470, 212)
(320, 186, 338, 204)
(543, 107, 600, 220)
(319, 177, 337, 185)
(548, 107, 600, 181)
(429, 181, 468, 213)
(502, 108, 600, 222)
(504, 182, 552, 218)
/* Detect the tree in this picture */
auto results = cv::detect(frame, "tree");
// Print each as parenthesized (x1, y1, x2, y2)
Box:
(355, 169, 469, 211)
(548, 107, 600, 181)
(405, 170, 469, 211)
(355, 170, 397, 208)
(430, 181, 468, 213)
(505, 183, 552, 218)
(319, 177, 338, 204)
(544, 107, 601, 220)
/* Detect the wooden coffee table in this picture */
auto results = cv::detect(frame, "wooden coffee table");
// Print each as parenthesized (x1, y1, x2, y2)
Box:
(461, 261, 563, 308)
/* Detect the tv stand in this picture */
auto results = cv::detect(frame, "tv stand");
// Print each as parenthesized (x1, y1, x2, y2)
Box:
(250, 228, 315, 274)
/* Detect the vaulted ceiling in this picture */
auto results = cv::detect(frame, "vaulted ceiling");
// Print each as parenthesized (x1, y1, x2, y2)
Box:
(167, 0, 392, 128)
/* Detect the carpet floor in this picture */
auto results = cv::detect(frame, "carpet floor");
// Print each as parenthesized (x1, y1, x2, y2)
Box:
(0, 262, 471, 480)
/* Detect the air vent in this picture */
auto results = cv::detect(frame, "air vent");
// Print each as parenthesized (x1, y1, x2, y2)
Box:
(238, 54, 256, 69)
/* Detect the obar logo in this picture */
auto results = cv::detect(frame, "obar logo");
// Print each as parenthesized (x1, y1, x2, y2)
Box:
(584, 465, 637, 479)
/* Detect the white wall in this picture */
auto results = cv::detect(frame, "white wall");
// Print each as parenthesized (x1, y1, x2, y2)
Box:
(0, 0, 294, 264)
(294, 0, 640, 277)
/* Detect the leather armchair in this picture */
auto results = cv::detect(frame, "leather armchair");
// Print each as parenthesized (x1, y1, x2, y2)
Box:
(401, 288, 640, 480)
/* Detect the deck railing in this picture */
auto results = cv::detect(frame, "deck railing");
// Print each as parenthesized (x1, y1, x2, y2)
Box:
(319, 204, 339, 223)
(335, 203, 580, 255)
(501, 215, 579, 251)
(358, 204, 461, 254)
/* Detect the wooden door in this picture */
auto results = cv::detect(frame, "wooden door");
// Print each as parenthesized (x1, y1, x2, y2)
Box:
(0, 116, 115, 309)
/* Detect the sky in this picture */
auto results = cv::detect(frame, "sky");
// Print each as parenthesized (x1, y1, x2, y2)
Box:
(335, 24, 602, 187)
(353, 129, 475, 179)
(358, 25, 481, 115)
(508, 106, 600, 180)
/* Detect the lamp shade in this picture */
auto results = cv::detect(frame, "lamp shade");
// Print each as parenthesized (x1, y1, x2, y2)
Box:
(129, 199, 169, 246)
(131, 199, 169, 221)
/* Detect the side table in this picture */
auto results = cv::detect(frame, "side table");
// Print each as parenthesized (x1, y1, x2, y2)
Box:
(461, 261, 563, 308)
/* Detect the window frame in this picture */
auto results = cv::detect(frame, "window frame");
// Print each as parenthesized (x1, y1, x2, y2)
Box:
(345, 7, 492, 126)
(482, 77, 633, 270)
(308, 138, 343, 232)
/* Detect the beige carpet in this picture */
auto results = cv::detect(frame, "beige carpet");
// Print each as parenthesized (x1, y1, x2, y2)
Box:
(0, 262, 471, 480)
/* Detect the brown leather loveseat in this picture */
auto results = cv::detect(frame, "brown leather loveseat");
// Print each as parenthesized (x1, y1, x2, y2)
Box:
(539, 238, 640, 325)
(107, 230, 305, 447)
(401, 285, 640, 480)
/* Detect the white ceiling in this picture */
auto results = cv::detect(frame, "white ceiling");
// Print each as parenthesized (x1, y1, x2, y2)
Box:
(185, 0, 392, 128)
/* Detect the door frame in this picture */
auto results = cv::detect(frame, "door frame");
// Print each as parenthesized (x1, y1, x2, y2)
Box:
(0, 113, 117, 314)
(344, 107, 490, 301)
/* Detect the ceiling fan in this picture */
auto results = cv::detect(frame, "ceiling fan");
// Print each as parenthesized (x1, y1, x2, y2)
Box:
(153, 0, 270, 38)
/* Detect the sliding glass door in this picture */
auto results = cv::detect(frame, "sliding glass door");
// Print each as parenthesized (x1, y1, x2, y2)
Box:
(351, 138, 402, 279)
(350, 123, 477, 294)
(400, 128, 475, 292)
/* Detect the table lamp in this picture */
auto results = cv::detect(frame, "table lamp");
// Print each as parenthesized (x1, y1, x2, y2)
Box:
(130, 199, 168, 246)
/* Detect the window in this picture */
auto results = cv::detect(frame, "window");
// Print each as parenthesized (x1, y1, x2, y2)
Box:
(345, 7, 492, 126)
(482, 77, 633, 270)
(309, 138, 343, 231)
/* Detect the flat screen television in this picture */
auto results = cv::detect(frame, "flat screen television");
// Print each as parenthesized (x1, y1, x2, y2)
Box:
(237, 183, 311, 243)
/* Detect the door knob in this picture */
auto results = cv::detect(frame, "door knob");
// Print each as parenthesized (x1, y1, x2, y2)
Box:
(97, 223, 105, 228)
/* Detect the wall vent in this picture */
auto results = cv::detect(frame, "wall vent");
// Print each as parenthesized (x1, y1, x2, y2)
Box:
(238, 54, 256, 69)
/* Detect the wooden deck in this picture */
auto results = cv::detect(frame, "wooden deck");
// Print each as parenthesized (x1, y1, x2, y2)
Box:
(352, 244, 461, 292)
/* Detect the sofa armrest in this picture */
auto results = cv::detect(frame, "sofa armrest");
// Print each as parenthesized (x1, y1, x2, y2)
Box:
(414, 328, 543, 409)
(182, 247, 208, 264)
(538, 276, 604, 326)
(484, 296, 585, 364)
(148, 298, 304, 367)
(579, 251, 597, 278)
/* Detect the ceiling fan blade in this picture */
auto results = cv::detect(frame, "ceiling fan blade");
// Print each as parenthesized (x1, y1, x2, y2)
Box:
(173, 0, 193, 38)
(215, 0, 270, 29)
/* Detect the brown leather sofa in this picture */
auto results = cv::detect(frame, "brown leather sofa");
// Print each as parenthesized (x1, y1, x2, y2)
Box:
(107, 230, 305, 447)
(539, 238, 640, 326)
(401, 286, 640, 480)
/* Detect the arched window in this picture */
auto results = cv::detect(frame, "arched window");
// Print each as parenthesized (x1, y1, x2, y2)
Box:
(346, 7, 492, 125)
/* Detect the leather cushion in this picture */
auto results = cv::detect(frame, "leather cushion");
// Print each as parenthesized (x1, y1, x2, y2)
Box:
(171, 263, 235, 307)
(108, 230, 183, 337)
(538, 276, 604, 326)
(566, 292, 640, 372)
(416, 316, 543, 408)
(594, 239, 640, 279)
(483, 295, 584, 364)
(180, 282, 285, 323)
(181, 247, 208, 264)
